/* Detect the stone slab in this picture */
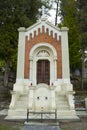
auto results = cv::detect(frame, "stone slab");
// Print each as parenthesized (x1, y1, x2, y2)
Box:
(21, 125, 61, 130)
(0, 109, 8, 115)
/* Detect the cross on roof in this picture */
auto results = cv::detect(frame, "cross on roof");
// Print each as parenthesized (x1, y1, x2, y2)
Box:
(39, 6, 46, 16)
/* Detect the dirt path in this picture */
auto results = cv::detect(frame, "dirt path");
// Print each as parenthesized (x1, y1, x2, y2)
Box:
(0, 116, 87, 130)
(0, 116, 24, 129)
(60, 117, 87, 130)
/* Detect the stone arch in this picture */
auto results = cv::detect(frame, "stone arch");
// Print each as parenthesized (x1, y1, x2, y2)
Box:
(29, 43, 57, 85)
(29, 43, 57, 60)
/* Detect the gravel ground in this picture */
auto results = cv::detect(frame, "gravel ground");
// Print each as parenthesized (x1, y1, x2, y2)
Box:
(60, 117, 87, 130)
(0, 115, 24, 129)
(0, 115, 87, 130)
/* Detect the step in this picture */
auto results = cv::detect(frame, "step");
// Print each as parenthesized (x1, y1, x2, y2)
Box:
(57, 107, 69, 110)
(16, 105, 27, 109)
(16, 100, 28, 104)
(56, 99, 67, 102)
(22, 125, 61, 130)
(56, 103, 68, 106)
(57, 110, 76, 116)
(56, 97, 67, 101)
(56, 101, 68, 105)
(15, 102, 28, 108)
(18, 96, 28, 100)
(56, 100, 68, 103)
(12, 109, 27, 116)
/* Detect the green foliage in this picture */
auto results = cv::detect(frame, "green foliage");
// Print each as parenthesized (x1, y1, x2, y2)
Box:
(60, 0, 81, 71)
(0, 124, 19, 130)
(0, 0, 50, 69)
(76, 0, 87, 49)
(0, 0, 50, 86)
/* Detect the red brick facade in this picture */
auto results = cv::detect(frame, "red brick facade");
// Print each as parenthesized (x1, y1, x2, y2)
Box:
(24, 26, 62, 79)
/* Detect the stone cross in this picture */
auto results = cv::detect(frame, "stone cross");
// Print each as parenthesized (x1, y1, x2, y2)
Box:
(39, 6, 46, 16)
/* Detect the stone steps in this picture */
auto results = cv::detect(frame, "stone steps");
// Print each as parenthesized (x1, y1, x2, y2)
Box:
(56, 95, 69, 110)
(15, 104, 28, 109)
(15, 96, 28, 109)
(57, 105, 69, 109)
(57, 110, 76, 116)
(9, 109, 27, 116)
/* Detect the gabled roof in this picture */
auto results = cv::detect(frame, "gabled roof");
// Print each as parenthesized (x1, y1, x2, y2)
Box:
(26, 17, 60, 31)
(25, 17, 61, 41)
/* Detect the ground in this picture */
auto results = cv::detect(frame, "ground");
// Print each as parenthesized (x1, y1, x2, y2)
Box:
(0, 97, 87, 130)
(0, 115, 87, 130)
(60, 117, 87, 130)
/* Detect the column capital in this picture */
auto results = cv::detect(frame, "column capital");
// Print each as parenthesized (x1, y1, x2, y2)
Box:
(18, 27, 26, 32)
(61, 27, 69, 31)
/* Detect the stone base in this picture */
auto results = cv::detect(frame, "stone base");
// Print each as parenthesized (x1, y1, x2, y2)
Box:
(7, 81, 78, 121)
(6, 110, 79, 120)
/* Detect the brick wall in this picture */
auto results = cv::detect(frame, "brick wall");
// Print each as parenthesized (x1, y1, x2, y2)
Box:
(24, 26, 62, 79)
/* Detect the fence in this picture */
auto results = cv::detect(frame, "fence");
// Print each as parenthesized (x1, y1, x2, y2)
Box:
(75, 98, 87, 111)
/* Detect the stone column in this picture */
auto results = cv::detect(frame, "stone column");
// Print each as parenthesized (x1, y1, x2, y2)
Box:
(51, 89, 56, 110)
(61, 27, 70, 81)
(85, 98, 87, 110)
(30, 57, 33, 80)
(28, 88, 34, 110)
(54, 58, 57, 81)
(17, 27, 26, 80)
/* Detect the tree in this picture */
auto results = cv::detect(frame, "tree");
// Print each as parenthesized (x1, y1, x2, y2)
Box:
(60, 0, 81, 71)
(0, 0, 49, 87)
(76, 0, 87, 49)
(76, 0, 87, 89)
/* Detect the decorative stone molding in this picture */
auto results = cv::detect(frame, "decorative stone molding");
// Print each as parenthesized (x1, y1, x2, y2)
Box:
(18, 27, 26, 32)
(37, 50, 50, 57)
(61, 27, 69, 31)
(25, 19, 61, 41)
(9, 91, 20, 109)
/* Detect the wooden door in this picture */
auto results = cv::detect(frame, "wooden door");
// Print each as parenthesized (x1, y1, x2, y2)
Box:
(37, 60, 50, 84)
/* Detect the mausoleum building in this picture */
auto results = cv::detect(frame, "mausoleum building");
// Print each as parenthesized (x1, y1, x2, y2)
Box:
(7, 15, 78, 120)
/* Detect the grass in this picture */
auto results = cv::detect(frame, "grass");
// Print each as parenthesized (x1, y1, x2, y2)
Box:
(0, 125, 20, 130)
(62, 129, 83, 130)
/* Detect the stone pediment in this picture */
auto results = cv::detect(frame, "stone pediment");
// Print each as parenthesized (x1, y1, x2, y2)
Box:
(23, 18, 61, 41)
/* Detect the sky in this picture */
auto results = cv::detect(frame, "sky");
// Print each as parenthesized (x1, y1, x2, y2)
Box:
(48, 9, 61, 25)
(47, 2, 61, 25)
(38, 2, 61, 25)
(48, 9, 56, 25)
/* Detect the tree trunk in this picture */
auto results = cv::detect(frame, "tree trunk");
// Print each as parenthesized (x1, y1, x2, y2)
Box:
(4, 59, 10, 87)
(55, 0, 59, 26)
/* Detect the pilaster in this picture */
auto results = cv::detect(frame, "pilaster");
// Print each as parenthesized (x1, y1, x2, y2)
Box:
(61, 27, 70, 80)
(17, 27, 26, 79)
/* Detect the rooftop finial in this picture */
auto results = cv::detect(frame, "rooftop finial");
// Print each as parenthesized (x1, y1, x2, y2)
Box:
(38, 6, 48, 19)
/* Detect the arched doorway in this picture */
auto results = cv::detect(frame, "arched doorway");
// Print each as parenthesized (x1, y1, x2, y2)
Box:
(37, 60, 50, 85)
(29, 43, 57, 85)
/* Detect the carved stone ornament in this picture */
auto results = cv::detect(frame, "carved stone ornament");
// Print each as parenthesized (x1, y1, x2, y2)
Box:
(37, 50, 50, 57)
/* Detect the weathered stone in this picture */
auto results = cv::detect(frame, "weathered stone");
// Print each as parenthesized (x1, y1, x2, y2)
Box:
(22, 125, 61, 130)
(7, 13, 78, 120)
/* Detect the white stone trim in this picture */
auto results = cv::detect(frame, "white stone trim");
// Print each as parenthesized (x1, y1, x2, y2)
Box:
(29, 43, 57, 59)
(61, 27, 70, 79)
(17, 28, 25, 79)
(29, 43, 57, 85)
(25, 20, 61, 41)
